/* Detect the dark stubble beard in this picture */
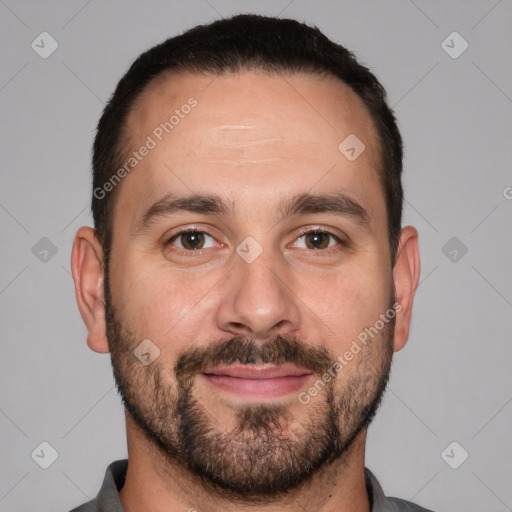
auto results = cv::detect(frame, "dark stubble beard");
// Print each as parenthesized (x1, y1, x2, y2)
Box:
(104, 268, 395, 503)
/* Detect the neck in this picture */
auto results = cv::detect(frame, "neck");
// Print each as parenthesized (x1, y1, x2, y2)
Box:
(119, 415, 371, 512)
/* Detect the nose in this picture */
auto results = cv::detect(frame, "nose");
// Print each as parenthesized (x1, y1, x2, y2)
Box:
(215, 251, 301, 340)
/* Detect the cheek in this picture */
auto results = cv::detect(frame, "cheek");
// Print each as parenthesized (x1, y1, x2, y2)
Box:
(310, 261, 392, 352)
(111, 258, 219, 346)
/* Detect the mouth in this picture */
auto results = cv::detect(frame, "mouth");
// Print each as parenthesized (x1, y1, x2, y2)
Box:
(200, 364, 314, 400)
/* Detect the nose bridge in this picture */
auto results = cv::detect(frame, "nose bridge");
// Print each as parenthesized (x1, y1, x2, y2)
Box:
(215, 243, 300, 338)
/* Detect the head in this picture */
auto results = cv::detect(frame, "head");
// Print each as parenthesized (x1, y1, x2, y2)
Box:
(72, 14, 420, 502)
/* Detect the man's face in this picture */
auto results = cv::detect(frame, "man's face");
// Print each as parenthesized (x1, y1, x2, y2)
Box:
(106, 70, 396, 498)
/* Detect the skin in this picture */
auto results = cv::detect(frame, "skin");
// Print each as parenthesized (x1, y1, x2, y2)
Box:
(71, 70, 420, 512)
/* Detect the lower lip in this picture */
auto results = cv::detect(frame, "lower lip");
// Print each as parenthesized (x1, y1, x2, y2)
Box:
(200, 374, 313, 399)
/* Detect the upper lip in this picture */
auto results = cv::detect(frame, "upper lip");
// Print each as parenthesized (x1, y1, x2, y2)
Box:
(203, 364, 312, 379)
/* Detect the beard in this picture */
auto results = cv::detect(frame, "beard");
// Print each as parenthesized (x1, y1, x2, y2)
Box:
(104, 270, 395, 502)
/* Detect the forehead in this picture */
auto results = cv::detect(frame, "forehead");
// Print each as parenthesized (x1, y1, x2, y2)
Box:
(117, 69, 384, 223)
(126, 69, 380, 153)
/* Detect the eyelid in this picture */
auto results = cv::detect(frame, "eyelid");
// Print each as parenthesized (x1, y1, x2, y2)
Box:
(164, 224, 219, 242)
(295, 225, 343, 238)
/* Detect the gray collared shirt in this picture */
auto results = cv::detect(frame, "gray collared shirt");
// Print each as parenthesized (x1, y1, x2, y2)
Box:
(69, 460, 435, 512)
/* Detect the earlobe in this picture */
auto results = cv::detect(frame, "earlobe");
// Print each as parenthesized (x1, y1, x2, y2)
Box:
(392, 226, 420, 353)
(71, 226, 110, 353)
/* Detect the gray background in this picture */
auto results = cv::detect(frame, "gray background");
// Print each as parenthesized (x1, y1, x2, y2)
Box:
(1, 1, 511, 511)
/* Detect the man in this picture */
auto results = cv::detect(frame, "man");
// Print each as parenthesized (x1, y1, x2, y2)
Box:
(70, 13, 429, 512)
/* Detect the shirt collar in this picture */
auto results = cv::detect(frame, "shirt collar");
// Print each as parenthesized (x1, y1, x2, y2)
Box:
(95, 460, 391, 512)
(365, 467, 388, 511)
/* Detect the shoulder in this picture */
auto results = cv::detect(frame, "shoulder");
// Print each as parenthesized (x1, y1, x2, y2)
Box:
(67, 459, 128, 512)
(68, 499, 99, 512)
(365, 468, 437, 512)
(382, 496, 436, 512)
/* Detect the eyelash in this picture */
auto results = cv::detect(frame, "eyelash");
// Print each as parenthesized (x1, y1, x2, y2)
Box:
(165, 227, 344, 257)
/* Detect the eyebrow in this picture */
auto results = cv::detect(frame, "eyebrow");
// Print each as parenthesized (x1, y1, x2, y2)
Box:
(135, 191, 371, 232)
(278, 191, 370, 229)
(136, 193, 232, 232)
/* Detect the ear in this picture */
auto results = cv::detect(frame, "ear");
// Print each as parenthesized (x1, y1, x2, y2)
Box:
(71, 226, 109, 353)
(392, 226, 420, 353)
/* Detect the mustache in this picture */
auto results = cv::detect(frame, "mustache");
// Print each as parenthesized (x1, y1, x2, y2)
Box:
(174, 335, 335, 381)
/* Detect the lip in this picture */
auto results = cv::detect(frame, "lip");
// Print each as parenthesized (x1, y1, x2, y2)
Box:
(200, 364, 313, 399)
(205, 364, 311, 379)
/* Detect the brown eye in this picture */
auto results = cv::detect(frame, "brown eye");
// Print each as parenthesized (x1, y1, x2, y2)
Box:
(292, 230, 341, 251)
(304, 232, 332, 249)
(180, 232, 205, 250)
(169, 230, 216, 251)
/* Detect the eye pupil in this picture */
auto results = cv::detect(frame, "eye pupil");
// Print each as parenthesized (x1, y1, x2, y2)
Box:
(182, 232, 204, 250)
(306, 232, 329, 249)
